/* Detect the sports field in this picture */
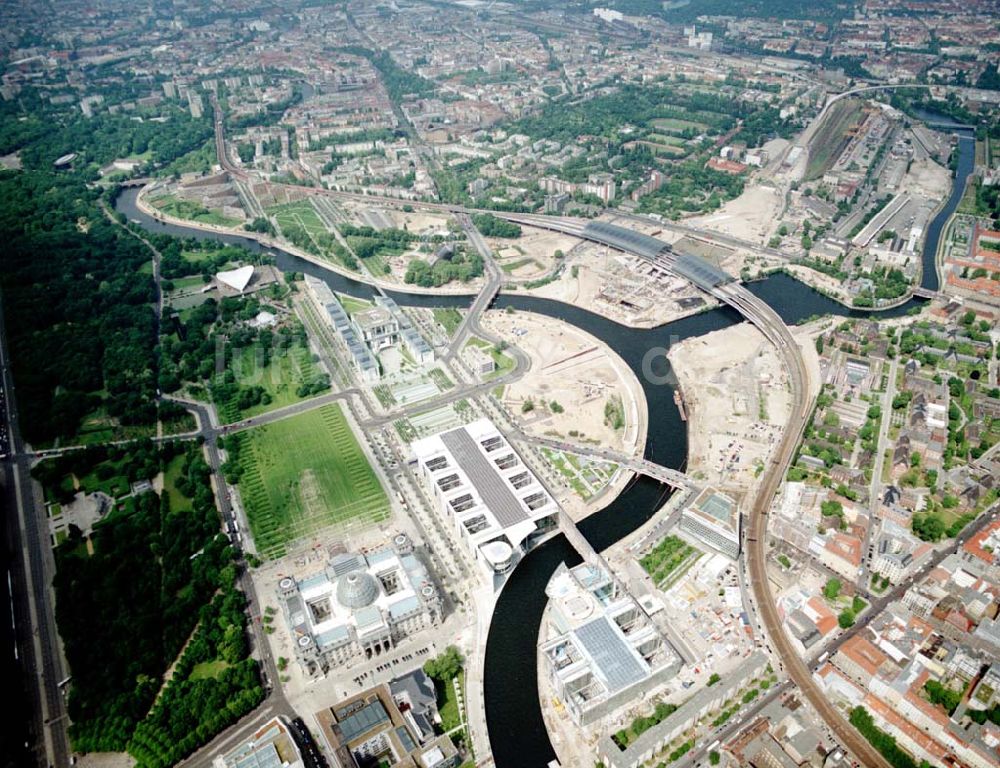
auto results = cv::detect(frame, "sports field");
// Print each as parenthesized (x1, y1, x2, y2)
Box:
(234, 404, 389, 558)
(650, 117, 709, 134)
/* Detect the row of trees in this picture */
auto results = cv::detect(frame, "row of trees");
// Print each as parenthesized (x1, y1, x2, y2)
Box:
(127, 585, 264, 768)
(848, 706, 928, 768)
(405, 250, 484, 287)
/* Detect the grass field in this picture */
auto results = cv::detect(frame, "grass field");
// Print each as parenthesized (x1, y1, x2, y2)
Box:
(339, 294, 373, 316)
(189, 659, 230, 680)
(233, 404, 389, 558)
(500, 257, 543, 274)
(214, 344, 328, 423)
(635, 140, 687, 158)
(437, 671, 465, 732)
(181, 248, 226, 267)
(433, 308, 463, 337)
(805, 98, 864, 181)
(155, 196, 240, 227)
(267, 200, 329, 240)
(646, 133, 688, 146)
(162, 455, 193, 512)
(650, 117, 709, 134)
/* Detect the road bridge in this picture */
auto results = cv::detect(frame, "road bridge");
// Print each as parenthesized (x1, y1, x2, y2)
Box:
(443, 214, 503, 361)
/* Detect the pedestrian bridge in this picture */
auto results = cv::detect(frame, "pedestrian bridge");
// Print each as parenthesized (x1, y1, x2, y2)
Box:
(516, 432, 698, 492)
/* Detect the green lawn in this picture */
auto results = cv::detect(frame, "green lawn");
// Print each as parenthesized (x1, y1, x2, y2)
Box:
(156, 196, 241, 227)
(162, 455, 193, 513)
(650, 117, 709, 134)
(268, 200, 330, 241)
(76, 470, 130, 498)
(227, 345, 328, 418)
(500, 257, 542, 274)
(189, 659, 230, 680)
(338, 294, 373, 316)
(436, 671, 464, 731)
(234, 404, 390, 558)
(433, 308, 463, 337)
(646, 133, 688, 146)
(168, 274, 211, 292)
(181, 248, 225, 266)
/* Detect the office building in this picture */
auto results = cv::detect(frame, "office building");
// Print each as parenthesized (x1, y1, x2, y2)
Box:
(306, 275, 380, 383)
(316, 683, 460, 768)
(540, 562, 682, 726)
(679, 487, 741, 559)
(215, 717, 303, 768)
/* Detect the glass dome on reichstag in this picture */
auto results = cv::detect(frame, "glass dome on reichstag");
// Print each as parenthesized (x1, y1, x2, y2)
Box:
(336, 570, 379, 609)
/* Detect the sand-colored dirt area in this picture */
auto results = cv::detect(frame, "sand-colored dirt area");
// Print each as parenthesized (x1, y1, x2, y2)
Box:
(686, 182, 784, 246)
(898, 156, 950, 202)
(668, 323, 792, 501)
(524, 242, 717, 327)
(483, 309, 646, 458)
(491, 227, 580, 282)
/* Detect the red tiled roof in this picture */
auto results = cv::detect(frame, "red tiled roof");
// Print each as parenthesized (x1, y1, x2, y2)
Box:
(839, 635, 888, 677)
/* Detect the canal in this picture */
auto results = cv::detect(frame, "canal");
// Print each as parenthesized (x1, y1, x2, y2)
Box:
(920, 129, 976, 292)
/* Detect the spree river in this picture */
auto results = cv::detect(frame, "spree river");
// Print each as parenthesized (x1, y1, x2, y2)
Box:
(115, 142, 965, 764)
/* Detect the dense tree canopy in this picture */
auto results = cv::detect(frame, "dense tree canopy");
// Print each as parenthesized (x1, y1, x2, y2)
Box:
(0, 172, 158, 442)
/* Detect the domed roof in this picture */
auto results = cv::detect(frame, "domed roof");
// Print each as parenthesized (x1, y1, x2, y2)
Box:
(336, 571, 379, 609)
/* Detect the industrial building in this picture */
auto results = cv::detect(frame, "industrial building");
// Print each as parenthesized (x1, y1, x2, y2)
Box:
(411, 419, 559, 585)
(315, 682, 460, 768)
(277, 536, 442, 677)
(679, 487, 741, 559)
(539, 562, 682, 726)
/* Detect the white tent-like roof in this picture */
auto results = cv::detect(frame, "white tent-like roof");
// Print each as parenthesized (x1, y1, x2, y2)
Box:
(216, 265, 255, 293)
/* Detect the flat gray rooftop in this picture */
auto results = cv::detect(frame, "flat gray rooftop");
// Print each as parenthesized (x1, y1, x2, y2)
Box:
(336, 700, 390, 744)
(673, 252, 733, 290)
(440, 428, 529, 528)
(575, 616, 646, 694)
(582, 221, 670, 261)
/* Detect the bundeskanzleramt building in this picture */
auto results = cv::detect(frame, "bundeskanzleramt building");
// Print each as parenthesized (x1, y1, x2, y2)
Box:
(278, 537, 442, 677)
(680, 487, 741, 559)
(411, 419, 559, 585)
(305, 275, 380, 383)
(540, 562, 682, 726)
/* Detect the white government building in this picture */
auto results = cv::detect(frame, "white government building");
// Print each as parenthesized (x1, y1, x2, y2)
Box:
(411, 419, 559, 586)
(679, 487, 741, 559)
(278, 536, 442, 677)
(540, 561, 681, 726)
